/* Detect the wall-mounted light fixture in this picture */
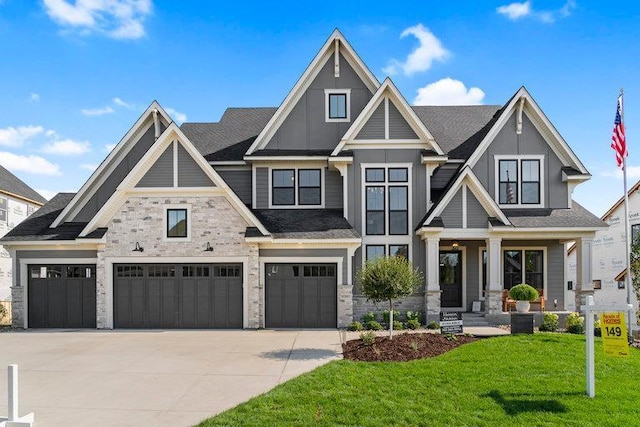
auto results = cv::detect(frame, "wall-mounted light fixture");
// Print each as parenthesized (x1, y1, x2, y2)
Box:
(132, 242, 144, 252)
(452, 242, 460, 251)
(204, 242, 213, 252)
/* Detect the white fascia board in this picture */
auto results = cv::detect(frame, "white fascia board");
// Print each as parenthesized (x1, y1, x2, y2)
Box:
(416, 227, 444, 238)
(52, 102, 173, 228)
(0, 190, 45, 207)
(247, 29, 380, 156)
(208, 161, 247, 166)
(562, 172, 591, 182)
(328, 156, 353, 164)
(421, 155, 449, 164)
(1, 241, 101, 249)
(244, 156, 329, 162)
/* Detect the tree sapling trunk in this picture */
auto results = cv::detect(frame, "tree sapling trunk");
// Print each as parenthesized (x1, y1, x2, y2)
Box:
(389, 300, 394, 340)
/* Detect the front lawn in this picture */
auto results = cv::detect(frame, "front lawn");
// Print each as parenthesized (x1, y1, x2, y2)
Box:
(198, 333, 640, 426)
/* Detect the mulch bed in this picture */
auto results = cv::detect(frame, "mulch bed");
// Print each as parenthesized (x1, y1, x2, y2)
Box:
(343, 332, 477, 362)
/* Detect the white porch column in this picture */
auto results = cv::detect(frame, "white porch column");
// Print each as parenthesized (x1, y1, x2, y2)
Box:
(425, 237, 441, 318)
(575, 237, 594, 312)
(485, 237, 502, 314)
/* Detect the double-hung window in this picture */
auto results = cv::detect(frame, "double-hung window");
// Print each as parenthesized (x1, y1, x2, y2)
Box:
(272, 168, 322, 207)
(272, 170, 295, 205)
(496, 156, 543, 207)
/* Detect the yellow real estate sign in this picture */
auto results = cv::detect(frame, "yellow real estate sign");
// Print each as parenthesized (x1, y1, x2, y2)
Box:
(599, 312, 630, 357)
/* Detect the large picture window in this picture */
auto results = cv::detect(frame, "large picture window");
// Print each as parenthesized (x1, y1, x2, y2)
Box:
(497, 157, 542, 206)
(365, 244, 408, 261)
(365, 167, 409, 236)
(503, 249, 544, 290)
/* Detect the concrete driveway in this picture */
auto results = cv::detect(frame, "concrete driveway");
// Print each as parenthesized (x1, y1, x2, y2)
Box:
(0, 330, 342, 426)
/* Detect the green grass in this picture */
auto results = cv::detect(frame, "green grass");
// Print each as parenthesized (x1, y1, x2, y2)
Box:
(198, 334, 640, 426)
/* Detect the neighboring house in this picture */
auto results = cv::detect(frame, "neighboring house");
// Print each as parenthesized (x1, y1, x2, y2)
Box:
(566, 180, 640, 314)
(0, 165, 47, 300)
(1, 29, 606, 329)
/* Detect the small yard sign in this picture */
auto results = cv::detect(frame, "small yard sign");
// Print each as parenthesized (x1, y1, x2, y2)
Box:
(600, 312, 630, 357)
(440, 312, 463, 334)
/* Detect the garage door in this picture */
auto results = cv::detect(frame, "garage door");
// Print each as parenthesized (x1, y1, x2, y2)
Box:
(28, 264, 97, 328)
(265, 264, 337, 328)
(114, 264, 242, 329)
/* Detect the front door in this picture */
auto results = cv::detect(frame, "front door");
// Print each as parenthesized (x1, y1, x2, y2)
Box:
(440, 251, 463, 308)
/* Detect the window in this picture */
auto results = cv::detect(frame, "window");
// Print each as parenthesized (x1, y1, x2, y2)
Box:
(298, 170, 321, 205)
(496, 157, 543, 206)
(366, 187, 385, 235)
(593, 279, 602, 290)
(325, 89, 351, 122)
(271, 168, 322, 207)
(503, 249, 544, 290)
(365, 167, 409, 236)
(272, 169, 295, 205)
(0, 197, 6, 223)
(366, 245, 385, 260)
(365, 244, 408, 261)
(167, 209, 187, 238)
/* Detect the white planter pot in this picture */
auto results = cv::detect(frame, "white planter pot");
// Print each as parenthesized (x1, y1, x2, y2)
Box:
(515, 301, 531, 313)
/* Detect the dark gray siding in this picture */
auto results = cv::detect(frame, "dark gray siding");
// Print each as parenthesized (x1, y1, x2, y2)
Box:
(75, 125, 159, 222)
(464, 241, 482, 310)
(177, 144, 214, 187)
(389, 102, 418, 139)
(15, 250, 98, 285)
(441, 190, 463, 228)
(216, 169, 252, 205)
(325, 169, 343, 209)
(355, 102, 384, 139)
(137, 144, 173, 187)
(431, 164, 460, 188)
(472, 112, 569, 209)
(259, 248, 348, 284)
(264, 54, 372, 150)
(467, 190, 488, 228)
(255, 167, 268, 209)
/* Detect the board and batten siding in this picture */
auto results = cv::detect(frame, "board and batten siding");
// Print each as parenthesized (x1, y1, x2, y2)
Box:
(216, 169, 252, 205)
(136, 144, 173, 187)
(356, 102, 385, 139)
(255, 167, 269, 209)
(441, 190, 463, 228)
(388, 102, 418, 139)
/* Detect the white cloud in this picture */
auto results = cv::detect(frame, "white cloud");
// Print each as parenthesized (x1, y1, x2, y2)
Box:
(30, 93, 40, 102)
(81, 105, 115, 116)
(413, 78, 485, 106)
(42, 139, 91, 155)
(0, 152, 60, 175)
(105, 143, 117, 152)
(80, 163, 98, 171)
(42, 0, 152, 40)
(165, 107, 187, 124)
(497, 0, 575, 23)
(35, 189, 58, 201)
(0, 125, 45, 148)
(383, 24, 449, 76)
(602, 165, 640, 179)
(113, 97, 134, 109)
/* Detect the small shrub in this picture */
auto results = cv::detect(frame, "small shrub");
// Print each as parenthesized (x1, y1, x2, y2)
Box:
(565, 312, 585, 334)
(539, 312, 559, 332)
(348, 321, 364, 332)
(508, 284, 539, 301)
(409, 341, 419, 351)
(365, 320, 383, 331)
(382, 309, 401, 324)
(406, 318, 421, 330)
(406, 310, 422, 321)
(363, 312, 377, 323)
(594, 319, 602, 337)
(360, 331, 376, 345)
(0, 303, 6, 321)
(426, 320, 440, 330)
(444, 333, 458, 341)
(392, 320, 404, 331)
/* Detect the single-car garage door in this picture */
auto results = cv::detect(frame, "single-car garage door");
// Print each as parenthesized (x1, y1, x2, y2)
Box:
(28, 264, 97, 328)
(265, 263, 337, 328)
(114, 263, 242, 328)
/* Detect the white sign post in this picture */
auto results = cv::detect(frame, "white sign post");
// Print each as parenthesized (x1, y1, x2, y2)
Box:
(580, 296, 633, 398)
(0, 365, 34, 427)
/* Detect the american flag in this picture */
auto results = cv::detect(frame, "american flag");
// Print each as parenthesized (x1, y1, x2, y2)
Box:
(611, 94, 627, 168)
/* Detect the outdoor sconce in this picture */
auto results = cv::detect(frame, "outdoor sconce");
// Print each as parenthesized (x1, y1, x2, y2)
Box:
(132, 242, 144, 252)
(452, 242, 460, 250)
(204, 242, 213, 252)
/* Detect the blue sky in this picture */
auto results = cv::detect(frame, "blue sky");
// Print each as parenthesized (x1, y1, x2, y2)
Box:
(0, 0, 638, 216)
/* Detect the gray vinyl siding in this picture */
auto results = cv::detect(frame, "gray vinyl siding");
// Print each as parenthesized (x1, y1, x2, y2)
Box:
(259, 248, 348, 284)
(255, 167, 268, 209)
(389, 102, 418, 139)
(472, 112, 569, 209)
(216, 169, 252, 205)
(464, 241, 482, 310)
(355, 102, 384, 139)
(466, 191, 488, 228)
(441, 190, 463, 228)
(431, 164, 460, 189)
(325, 169, 343, 209)
(137, 144, 173, 187)
(74, 125, 159, 222)
(264, 54, 372, 151)
(177, 144, 214, 187)
(15, 250, 98, 285)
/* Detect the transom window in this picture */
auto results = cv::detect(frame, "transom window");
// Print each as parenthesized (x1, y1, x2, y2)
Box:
(272, 168, 322, 207)
(503, 249, 544, 290)
(365, 244, 409, 261)
(497, 157, 543, 206)
(365, 167, 408, 235)
(167, 209, 188, 238)
(325, 89, 351, 122)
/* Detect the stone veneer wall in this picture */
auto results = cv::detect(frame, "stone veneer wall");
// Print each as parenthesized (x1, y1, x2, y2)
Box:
(97, 195, 260, 328)
(352, 292, 425, 324)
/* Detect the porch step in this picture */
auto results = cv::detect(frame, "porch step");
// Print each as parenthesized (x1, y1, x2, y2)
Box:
(462, 313, 491, 327)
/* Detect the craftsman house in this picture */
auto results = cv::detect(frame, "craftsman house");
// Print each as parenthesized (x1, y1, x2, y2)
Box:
(1, 29, 606, 329)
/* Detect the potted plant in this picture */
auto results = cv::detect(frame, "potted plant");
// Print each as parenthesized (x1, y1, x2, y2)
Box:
(508, 284, 539, 313)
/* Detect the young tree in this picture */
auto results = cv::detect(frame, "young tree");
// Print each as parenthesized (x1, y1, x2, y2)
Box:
(356, 255, 424, 339)
(630, 236, 640, 325)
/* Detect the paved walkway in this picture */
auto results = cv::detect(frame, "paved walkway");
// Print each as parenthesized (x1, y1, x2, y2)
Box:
(0, 330, 342, 427)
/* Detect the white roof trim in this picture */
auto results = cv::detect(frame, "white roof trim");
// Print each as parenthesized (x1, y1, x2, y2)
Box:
(51, 102, 173, 228)
(331, 78, 443, 156)
(80, 123, 269, 237)
(423, 166, 510, 226)
(246, 29, 380, 155)
(465, 87, 589, 174)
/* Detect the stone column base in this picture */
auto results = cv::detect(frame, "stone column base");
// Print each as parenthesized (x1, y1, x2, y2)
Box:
(425, 289, 442, 317)
(485, 289, 503, 315)
(10, 286, 24, 329)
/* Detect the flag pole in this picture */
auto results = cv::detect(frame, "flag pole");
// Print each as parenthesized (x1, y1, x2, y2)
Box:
(621, 88, 633, 340)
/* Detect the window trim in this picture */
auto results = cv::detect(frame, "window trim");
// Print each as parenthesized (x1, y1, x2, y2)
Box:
(268, 167, 325, 209)
(324, 89, 351, 123)
(494, 155, 545, 208)
(163, 204, 191, 242)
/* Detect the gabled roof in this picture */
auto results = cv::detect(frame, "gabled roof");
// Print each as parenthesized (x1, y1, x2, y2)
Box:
(331, 78, 443, 156)
(246, 29, 380, 155)
(0, 164, 47, 205)
(51, 101, 174, 227)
